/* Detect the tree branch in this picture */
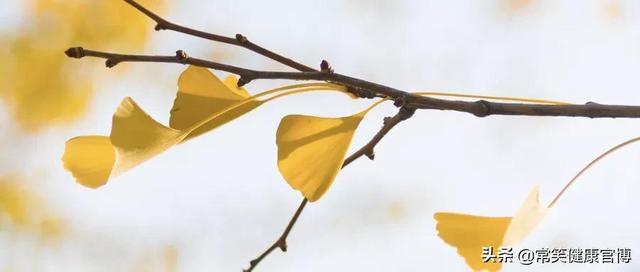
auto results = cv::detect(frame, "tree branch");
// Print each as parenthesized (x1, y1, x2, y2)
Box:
(65, 3, 640, 270)
(65, 47, 640, 119)
(244, 107, 414, 271)
(122, 0, 316, 72)
(244, 198, 308, 272)
(343, 106, 415, 165)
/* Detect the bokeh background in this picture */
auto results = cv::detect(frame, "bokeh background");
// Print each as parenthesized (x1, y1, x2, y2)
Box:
(1, 0, 640, 271)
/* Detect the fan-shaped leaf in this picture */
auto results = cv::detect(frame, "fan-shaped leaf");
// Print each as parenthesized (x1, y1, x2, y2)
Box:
(434, 213, 509, 272)
(62, 136, 115, 188)
(63, 97, 184, 188)
(276, 111, 366, 201)
(434, 187, 548, 271)
(170, 65, 262, 141)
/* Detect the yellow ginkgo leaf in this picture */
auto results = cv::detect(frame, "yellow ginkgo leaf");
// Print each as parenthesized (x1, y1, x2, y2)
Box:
(434, 187, 548, 272)
(0, 177, 39, 226)
(63, 97, 185, 188)
(0, 176, 67, 241)
(276, 111, 367, 202)
(434, 214, 510, 272)
(170, 65, 263, 141)
(63, 65, 352, 188)
(62, 136, 115, 188)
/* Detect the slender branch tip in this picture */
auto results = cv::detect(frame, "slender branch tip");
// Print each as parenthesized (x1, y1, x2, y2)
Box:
(65, 47, 85, 58)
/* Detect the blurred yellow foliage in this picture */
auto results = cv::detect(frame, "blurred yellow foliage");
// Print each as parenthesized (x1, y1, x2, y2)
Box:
(0, 177, 35, 226)
(0, 176, 66, 241)
(503, 0, 533, 15)
(0, 0, 164, 131)
(605, 1, 622, 20)
(131, 245, 179, 272)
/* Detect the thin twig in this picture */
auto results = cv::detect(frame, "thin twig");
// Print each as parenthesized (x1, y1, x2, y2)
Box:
(343, 107, 415, 165)
(65, 47, 640, 119)
(123, 0, 381, 99)
(244, 107, 414, 271)
(122, 0, 316, 72)
(244, 198, 308, 272)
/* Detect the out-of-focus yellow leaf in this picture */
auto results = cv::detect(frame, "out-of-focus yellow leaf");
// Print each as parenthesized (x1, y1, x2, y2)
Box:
(0, 0, 164, 131)
(170, 66, 263, 141)
(130, 245, 178, 272)
(63, 97, 185, 188)
(276, 111, 366, 201)
(163, 245, 178, 272)
(0, 177, 36, 226)
(39, 216, 66, 242)
(0, 176, 67, 241)
(504, 0, 533, 15)
(434, 187, 548, 271)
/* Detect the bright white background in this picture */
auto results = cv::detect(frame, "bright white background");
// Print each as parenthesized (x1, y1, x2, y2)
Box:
(2, 0, 640, 271)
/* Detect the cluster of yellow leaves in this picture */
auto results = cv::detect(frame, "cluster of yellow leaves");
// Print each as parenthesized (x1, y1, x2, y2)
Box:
(61, 64, 578, 204)
(0, 176, 66, 241)
(63, 65, 374, 203)
(63, 66, 257, 188)
(60, 60, 635, 272)
(0, 0, 163, 131)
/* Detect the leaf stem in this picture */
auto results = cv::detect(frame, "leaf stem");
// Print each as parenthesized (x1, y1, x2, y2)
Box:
(548, 136, 640, 207)
(414, 92, 569, 105)
(185, 83, 347, 135)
